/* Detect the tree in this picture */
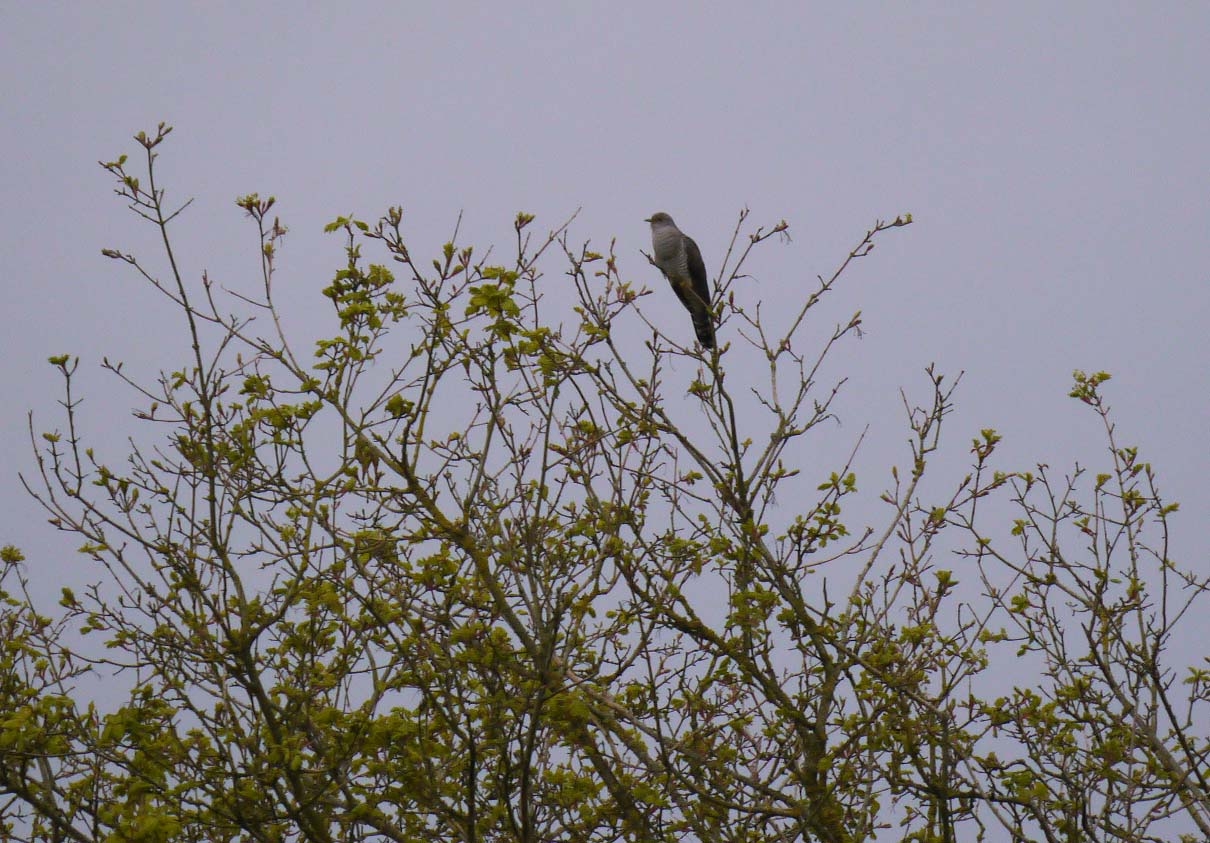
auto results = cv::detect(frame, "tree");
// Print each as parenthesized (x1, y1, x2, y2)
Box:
(3, 123, 1207, 843)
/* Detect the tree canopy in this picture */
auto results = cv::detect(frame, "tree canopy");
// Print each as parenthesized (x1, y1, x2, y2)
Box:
(3, 124, 1208, 843)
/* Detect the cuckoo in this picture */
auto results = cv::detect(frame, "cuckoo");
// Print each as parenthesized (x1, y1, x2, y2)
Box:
(645, 212, 715, 349)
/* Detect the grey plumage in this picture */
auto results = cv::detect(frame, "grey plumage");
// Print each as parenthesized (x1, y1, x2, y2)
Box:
(645, 212, 715, 349)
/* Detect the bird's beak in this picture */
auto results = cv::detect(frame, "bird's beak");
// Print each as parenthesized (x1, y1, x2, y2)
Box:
(643, 217, 652, 223)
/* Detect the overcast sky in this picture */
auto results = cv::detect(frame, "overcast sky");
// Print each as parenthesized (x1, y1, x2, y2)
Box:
(3, 5, 1208, 606)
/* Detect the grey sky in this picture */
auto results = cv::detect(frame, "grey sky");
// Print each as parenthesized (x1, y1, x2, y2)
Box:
(3, 4, 1207, 602)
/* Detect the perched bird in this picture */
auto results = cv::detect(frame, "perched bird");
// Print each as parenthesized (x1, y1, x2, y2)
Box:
(645, 212, 715, 349)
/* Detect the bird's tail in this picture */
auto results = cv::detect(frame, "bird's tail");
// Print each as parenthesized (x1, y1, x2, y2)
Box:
(691, 305, 715, 350)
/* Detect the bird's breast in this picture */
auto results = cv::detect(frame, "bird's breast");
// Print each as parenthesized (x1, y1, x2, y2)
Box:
(651, 229, 685, 268)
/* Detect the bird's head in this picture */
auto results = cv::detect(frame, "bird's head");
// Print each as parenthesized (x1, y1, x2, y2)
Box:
(645, 212, 675, 227)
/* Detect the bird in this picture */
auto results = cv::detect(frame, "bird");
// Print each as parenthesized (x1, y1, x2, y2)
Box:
(645, 212, 715, 349)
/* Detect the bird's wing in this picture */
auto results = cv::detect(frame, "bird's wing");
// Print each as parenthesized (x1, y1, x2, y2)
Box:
(682, 235, 716, 348)
(683, 235, 711, 308)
